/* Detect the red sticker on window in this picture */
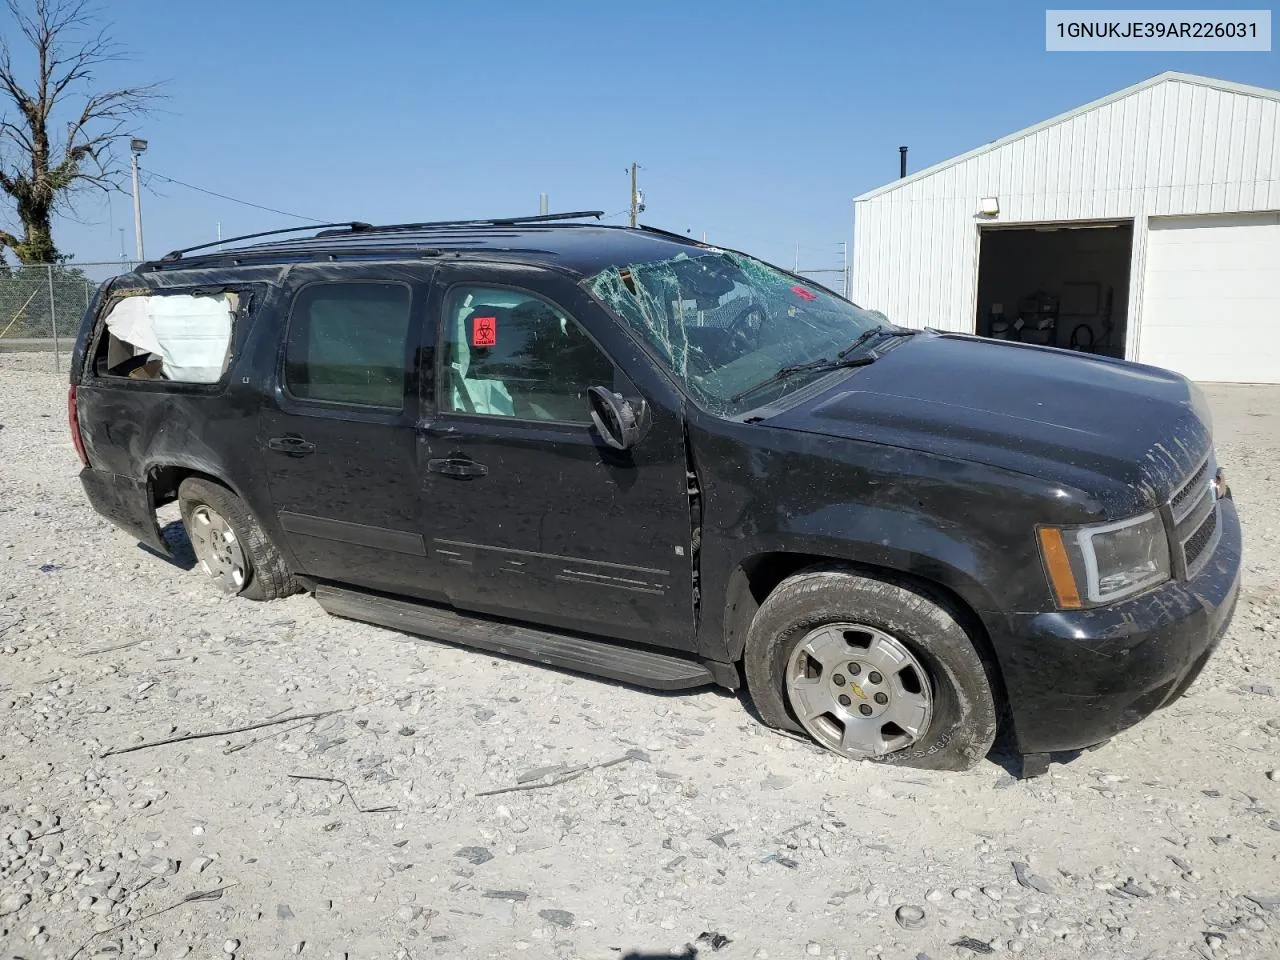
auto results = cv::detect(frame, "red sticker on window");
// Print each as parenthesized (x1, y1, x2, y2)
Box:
(472, 316, 497, 347)
(791, 285, 817, 301)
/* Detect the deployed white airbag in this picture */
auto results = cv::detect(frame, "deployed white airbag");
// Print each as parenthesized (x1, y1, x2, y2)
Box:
(104, 293, 236, 382)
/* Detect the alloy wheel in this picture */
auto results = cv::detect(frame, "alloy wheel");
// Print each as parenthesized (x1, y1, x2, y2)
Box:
(785, 622, 933, 758)
(188, 504, 249, 594)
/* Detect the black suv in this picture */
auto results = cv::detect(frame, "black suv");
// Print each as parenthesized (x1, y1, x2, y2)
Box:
(69, 213, 1241, 774)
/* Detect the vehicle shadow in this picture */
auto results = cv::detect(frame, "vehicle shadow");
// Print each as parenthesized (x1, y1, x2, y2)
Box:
(137, 520, 196, 571)
(379, 619, 744, 703)
(989, 722, 1085, 778)
(740, 692, 1089, 777)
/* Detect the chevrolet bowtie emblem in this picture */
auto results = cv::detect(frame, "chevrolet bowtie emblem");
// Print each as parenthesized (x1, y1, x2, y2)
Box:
(850, 683, 867, 700)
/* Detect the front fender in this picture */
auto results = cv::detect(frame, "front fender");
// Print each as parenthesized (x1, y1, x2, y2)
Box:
(702, 508, 1006, 663)
(790, 502, 1003, 603)
(687, 412, 1069, 664)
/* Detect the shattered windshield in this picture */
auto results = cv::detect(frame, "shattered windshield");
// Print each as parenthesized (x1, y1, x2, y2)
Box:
(586, 249, 885, 415)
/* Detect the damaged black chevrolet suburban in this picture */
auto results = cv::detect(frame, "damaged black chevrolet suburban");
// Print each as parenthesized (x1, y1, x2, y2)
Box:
(69, 212, 1241, 774)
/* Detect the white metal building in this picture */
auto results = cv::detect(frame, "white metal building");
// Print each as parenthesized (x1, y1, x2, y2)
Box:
(852, 72, 1280, 384)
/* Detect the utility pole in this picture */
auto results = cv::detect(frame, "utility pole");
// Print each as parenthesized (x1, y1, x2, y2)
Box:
(628, 163, 639, 228)
(130, 138, 148, 260)
(794, 242, 850, 294)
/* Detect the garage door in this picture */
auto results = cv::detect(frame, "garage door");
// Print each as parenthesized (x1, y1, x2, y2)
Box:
(1139, 213, 1280, 383)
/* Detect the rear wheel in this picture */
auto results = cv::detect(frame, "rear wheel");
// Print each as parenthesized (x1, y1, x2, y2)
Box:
(178, 477, 299, 601)
(744, 565, 997, 771)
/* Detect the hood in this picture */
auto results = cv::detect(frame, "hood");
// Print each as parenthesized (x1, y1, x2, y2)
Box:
(766, 333, 1211, 513)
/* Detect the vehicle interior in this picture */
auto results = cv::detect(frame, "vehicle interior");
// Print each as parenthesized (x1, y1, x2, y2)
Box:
(444, 288, 614, 422)
(93, 291, 239, 383)
(590, 251, 881, 410)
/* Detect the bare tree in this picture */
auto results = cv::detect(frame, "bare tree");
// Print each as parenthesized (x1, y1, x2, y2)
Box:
(0, 0, 158, 264)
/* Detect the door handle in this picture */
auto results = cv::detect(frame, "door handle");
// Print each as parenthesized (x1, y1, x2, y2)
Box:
(427, 457, 488, 479)
(267, 436, 316, 456)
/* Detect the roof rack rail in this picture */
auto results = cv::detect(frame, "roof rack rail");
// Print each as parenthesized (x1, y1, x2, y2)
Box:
(491, 210, 604, 225)
(636, 222, 709, 246)
(155, 211, 607, 265)
(334, 210, 606, 237)
(159, 222, 371, 262)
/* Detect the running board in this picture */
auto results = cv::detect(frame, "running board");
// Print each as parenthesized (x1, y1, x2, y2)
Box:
(314, 584, 715, 691)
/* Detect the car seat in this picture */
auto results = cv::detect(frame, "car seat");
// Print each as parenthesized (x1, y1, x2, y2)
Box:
(451, 306, 515, 416)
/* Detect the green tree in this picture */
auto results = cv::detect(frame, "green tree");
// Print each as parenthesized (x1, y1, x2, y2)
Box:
(0, 0, 158, 264)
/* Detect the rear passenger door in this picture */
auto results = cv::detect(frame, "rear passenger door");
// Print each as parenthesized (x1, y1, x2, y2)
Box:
(419, 263, 696, 652)
(259, 264, 442, 599)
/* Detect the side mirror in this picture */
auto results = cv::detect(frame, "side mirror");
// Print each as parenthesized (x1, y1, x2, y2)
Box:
(588, 385, 646, 451)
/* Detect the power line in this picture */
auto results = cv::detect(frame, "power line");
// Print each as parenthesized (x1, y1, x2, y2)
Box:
(640, 165, 848, 254)
(140, 168, 328, 224)
(640, 165, 696, 188)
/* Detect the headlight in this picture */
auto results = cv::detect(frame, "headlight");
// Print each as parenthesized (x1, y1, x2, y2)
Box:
(1037, 512, 1171, 609)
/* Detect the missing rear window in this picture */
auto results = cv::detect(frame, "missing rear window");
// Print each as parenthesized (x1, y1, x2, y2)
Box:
(97, 292, 239, 383)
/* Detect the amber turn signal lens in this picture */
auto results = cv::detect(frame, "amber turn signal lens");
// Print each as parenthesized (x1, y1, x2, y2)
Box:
(1037, 527, 1083, 610)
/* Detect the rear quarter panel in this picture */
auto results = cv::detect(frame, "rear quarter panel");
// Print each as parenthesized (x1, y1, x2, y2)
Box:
(72, 266, 291, 552)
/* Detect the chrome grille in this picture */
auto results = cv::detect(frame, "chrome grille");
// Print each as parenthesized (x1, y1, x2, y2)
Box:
(1171, 459, 1210, 522)
(1169, 456, 1220, 579)
(1183, 507, 1218, 570)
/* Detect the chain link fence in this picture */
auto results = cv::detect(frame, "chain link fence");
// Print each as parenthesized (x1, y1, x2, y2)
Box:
(0, 261, 139, 370)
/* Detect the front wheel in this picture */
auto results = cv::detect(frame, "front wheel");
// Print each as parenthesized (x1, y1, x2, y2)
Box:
(178, 477, 300, 601)
(744, 565, 998, 771)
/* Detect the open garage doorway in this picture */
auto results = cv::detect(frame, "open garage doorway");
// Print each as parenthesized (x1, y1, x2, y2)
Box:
(975, 222, 1133, 358)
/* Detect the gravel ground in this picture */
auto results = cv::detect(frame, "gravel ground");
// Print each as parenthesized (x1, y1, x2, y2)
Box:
(1, 351, 1278, 960)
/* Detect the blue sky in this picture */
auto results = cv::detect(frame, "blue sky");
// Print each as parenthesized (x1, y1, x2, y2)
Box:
(9, 0, 1278, 271)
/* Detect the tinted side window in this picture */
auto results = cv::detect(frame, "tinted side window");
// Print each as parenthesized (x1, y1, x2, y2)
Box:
(440, 285, 614, 423)
(285, 283, 412, 408)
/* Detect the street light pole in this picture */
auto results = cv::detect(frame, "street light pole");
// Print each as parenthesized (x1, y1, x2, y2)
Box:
(130, 138, 148, 261)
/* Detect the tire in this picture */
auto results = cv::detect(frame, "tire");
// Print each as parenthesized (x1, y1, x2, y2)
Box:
(744, 564, 998, 771)
(178, 477, 300, 601)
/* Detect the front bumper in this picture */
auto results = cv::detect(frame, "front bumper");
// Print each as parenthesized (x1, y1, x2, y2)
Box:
(984, 496, 1242, 755)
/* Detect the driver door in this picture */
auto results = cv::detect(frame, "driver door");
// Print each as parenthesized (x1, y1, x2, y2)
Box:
(417, 264, 697, 652)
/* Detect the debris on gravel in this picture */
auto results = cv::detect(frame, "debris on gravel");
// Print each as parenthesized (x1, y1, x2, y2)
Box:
(895, 904, 927, 930)
(1012, 859, 1055, 894)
